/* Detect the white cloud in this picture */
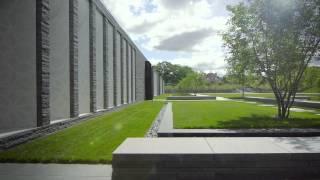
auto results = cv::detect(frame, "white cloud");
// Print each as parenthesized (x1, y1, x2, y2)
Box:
(101, 0, 242, 75)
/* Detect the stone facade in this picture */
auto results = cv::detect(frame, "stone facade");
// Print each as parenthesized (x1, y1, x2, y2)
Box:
(0, 0, 164, 133)
(153, 69, 164, 96)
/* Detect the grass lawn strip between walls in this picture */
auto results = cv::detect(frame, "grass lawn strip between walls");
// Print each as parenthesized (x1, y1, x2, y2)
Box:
(173, 101, 320, 129)
(0, 101, 164, 164)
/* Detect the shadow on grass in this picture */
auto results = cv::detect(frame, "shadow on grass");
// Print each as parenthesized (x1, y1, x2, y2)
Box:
(214, 114, 320, 129)
(182, 114, 320, 129)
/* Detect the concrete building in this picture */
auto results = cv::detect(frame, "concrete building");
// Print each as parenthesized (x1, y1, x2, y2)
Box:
(0, 0, 164, 133)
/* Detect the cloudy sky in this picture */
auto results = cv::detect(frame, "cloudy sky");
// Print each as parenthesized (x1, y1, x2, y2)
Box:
(102, 0, 242, 75)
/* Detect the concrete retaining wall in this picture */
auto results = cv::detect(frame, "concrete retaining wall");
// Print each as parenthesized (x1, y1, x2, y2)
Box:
(136, 51, 146, 101)
(106, 21, 114, 108)
(95, 11, 104, 110)
(78, 0, 90, 115)
(0, 0, 37, 132)
(49, 0, 71, 121)
(114, 31, 121, 106)
(0, 0, 163, 133)
(151, 68, 165, 97)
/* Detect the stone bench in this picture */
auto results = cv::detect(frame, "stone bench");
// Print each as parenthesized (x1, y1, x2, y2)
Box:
(166, 96, 216, 100)
(112, 137, 320, 180)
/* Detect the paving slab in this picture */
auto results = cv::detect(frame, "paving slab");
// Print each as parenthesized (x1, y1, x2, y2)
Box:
(112, 137, 320, 180)
(205, 137, 289, 153)
(270, 137, 320, 153)
(0, 163, 112, 180)
(114, 138, 212, 154)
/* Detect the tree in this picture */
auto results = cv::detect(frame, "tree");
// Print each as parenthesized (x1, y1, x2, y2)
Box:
(176, 73, 206, 95)
(223, 0, 320, 120)
(154, 61, 194, 85)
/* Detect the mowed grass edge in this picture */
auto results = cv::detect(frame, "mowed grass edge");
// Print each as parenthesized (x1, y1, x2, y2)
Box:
(0, 101, 164, 164)
(173, 101, 320, 129)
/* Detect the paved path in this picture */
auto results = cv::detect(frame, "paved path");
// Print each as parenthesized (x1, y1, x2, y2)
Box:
(0, 163, 112, 180)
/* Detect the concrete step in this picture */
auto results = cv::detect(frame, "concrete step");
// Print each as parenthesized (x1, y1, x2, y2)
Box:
(112, 137, 320, 180)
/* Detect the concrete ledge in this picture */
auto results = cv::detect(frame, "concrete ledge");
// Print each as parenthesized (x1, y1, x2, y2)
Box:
(244, 96, 320, 109)
(112, 137, 320, 180)
(166, 96, 216, 100)
(159, 128, 320, 137)
(157, 102, 320, 137)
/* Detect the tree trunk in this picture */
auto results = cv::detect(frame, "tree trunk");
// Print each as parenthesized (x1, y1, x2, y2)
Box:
(242, 85, 245, 98)
(274, 91, 297, 120)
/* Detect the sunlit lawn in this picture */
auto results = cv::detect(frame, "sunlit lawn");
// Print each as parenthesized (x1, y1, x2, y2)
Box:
(153, 93, 190, 100)
(204, 93, 320, 101)
(0, 101, 164, 164)
(173, 101, 320, 129)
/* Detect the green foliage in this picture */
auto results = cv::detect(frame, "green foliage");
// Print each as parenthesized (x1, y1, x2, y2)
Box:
(223, 0, 320, 119)
(301, 67, 320, 92)
(176, 73, 206, 94)
(154, 61, 194, 85)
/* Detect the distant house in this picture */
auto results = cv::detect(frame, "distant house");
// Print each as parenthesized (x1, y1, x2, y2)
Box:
(205, 73, 221, 83)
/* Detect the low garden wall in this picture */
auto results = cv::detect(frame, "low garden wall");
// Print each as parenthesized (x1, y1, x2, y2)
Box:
(112, 137, 320, 180)
(166, 96, 216, 100)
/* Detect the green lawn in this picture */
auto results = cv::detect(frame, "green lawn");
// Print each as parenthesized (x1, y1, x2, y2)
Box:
(173, 101, 320, 129)
(153, 93, 190, 100)
(203, 93, 275, 99)
(204, 93, 320, 101)
(0, 101, 164, 164)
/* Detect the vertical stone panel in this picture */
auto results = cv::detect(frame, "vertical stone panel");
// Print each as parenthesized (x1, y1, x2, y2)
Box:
(49, 0, 70, 121)
(132, 48, 136, 102)
(0, 0, 37, 132)
(103, 18, 107, 109)
(153, 69, 159, 96)
(135, 52, 145, 101)
(160, 76, 163, 95)
(78, 0, 90, 115)
(127, 45, 132, 103)
(95, 10, 104, 110)
(145, 61, 153, 100)
(122, 39, 128, 104)
(36, 0, 50, 126)
(89, 0, 96, 112)
(159, 76, 161, 95)
(106, 22, 114, 108)
(114, 31, 121, 106)
(157, 73, 161, 95)
(163, 80, 165, 93)
(69, 0, 79, 118)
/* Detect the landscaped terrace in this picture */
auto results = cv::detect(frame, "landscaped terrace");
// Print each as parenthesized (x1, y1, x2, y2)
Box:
(0, 101, 163, 164)
(173, 101, 320, 129)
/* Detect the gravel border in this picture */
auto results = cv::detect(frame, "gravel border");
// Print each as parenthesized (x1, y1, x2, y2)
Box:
(145, 102, 168, 138)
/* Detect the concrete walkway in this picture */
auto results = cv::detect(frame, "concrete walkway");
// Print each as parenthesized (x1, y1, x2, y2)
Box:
(0, 163, 112, 180)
